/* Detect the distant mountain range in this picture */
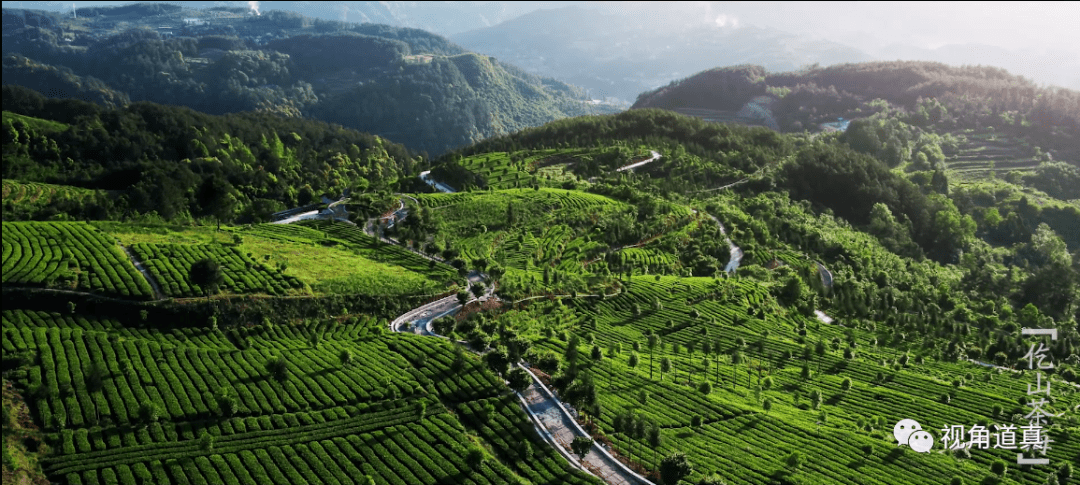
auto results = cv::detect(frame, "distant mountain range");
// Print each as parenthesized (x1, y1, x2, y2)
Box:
(449, 6, 876, 105)
(31, 1, 585, 36)
(1, 3, 611, 155)
(447, 5, 1080, 104)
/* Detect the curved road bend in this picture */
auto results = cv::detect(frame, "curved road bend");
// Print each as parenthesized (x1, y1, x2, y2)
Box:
(699, 212, 743, 274)
(615, 150, 662, 172)
(389, 294, 650, 485)
(419, 171, 457, 193)
(389, 272, 491, 335)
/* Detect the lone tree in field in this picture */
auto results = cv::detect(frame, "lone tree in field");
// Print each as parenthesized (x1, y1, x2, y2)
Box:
(86, 362, 106, 393)
(266, 356, 289, 382)
(730, 349, 743, 390)
(198, 175, 237, 230)
(785, 450, 806, 470)
(483, 348, 510, 377)
(199, 432, 214, 452)
(660, 452, 693, 485)
(661, 357, 672, 381)
(339, 349, 354, 367)
(466, 446, 485, 470)
(190, 258, 224, 304)
(138, 401, 161, 426)
(648, 333, 661, 379)
(216, 391, 237, 417)
(570, 436, 594, 460)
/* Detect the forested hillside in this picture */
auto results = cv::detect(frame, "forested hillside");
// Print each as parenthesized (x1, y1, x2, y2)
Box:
(2, 85, 418, 223)
(634, 62, 1080, 159)
(1, 4, 607, 154)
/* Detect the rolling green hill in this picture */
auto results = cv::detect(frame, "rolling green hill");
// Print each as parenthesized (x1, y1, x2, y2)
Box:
(3, 77, 1079, 485)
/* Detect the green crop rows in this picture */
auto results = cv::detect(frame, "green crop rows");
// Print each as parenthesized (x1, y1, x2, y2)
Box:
(5, 302, 600, 485)
(2, 179, 100, 206)
(2, 221, 153, 299)
(129, 243, 304, 297)
(296, 220, 458, 283)
(504, 270, 1079, 484)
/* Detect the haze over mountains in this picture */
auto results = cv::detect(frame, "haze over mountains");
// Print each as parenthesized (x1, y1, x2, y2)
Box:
(450, 5, 875, 106)
(450, 2, 1080, 104)
(8, 1, 1077, 106)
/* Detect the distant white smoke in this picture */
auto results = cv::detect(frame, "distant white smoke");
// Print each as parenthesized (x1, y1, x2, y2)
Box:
(248, 1, 261, 16)
(72, 3, 76, 18)
(715, 14, 739, 28)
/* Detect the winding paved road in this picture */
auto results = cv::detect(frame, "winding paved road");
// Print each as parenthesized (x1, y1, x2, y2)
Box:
(389, 272, 490, 335)
(615, 151, 662, 172)
(700, 212, 743, 274)
(517, 364, 648, 485)
(419, 171, 457, 193)
(384, 171, 652, 484)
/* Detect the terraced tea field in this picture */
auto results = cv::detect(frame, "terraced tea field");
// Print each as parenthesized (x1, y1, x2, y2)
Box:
(129, 243, 306, 297)
(296, 221, 458, 283)
(2, 304, 602, 485)
(2, 180, 102, 207)
(414, 188, 629, 265)
(456, 148, 655, 189)
(456, 149, 589, 189)
(100, 222, 457, 297)
(945, 131, 1041, 182)
(509, 274, 1079, 485)
(2, 221, 154, 299)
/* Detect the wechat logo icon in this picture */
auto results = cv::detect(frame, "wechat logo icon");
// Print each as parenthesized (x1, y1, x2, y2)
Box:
(894, 419, 934, 453)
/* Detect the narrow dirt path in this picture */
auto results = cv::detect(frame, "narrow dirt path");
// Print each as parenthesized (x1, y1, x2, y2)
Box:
(118, 244, 166, 301)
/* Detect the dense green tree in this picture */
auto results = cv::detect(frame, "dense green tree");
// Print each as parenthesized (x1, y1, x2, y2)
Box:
(265, 356, 288, 382)
(507, 367, 531, 394)
(339, 349, 353, 367)
(137, 401, 161, 425)
(647, 333, 661, 380)
(570, 436, 594, 460)
(483, 348, 509, 376)
(660, 452, 693, 485)
(465, 446, 485, 470)
(189, 258, 224, 304)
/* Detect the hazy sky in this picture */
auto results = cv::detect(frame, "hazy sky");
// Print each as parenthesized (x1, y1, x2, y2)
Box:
(587, 1, 1080, 53)
(736, 2, 1079, 53)
(8, 1, 1077, 54)
(6, 1, 1078, 88)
